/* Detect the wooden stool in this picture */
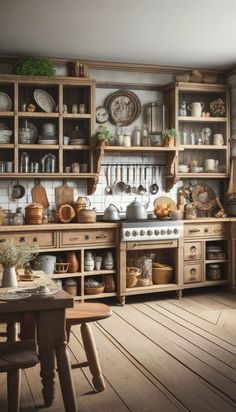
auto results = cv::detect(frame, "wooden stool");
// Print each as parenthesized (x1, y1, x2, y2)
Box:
(66, 302, 112, 392)
(0, 340, 39, 412)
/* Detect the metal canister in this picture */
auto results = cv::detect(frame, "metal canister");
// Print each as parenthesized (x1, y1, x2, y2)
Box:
(147, 101, 166, 134)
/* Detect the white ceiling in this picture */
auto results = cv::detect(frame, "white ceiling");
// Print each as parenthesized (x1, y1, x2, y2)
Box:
(1, 0, 236, 70)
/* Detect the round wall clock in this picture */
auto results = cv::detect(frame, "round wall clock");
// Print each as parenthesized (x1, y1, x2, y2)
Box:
(105, 90, 141, 126)
(96, 106, 109, 124)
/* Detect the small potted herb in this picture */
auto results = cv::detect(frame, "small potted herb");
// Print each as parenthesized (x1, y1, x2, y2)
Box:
(95, 125, 113, 146)
(162, 129, 179, 147)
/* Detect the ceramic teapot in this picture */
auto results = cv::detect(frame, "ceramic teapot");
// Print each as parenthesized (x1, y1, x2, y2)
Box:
(126, 197, 149, 220)
(103, 204, 121, 221)
(187, 102, 204, 117)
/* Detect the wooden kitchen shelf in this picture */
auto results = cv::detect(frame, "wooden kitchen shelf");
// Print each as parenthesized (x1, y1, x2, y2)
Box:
(0, 74, 99, 194)
(178, 116, 228, 122)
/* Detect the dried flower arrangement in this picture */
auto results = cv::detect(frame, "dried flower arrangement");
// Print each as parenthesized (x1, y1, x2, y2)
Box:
(0, 240, 38, 268)
(209, 98, 226, 117)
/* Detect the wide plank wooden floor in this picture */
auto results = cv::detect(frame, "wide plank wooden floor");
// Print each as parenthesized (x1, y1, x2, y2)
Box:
(0, 289, 236, 411)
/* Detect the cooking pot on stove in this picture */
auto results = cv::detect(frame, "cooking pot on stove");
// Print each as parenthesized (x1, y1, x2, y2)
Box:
(126, 198, 148, 220)
(103, 204, 121, 221)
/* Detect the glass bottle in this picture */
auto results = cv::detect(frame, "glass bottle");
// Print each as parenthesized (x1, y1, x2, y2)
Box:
(131, 126, 141, 146)
(179, 101, 187, 116)
(141, 124, 150, 146)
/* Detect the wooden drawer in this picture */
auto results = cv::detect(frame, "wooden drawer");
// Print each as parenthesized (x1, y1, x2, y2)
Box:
(60, 229, 118, 247)
(0, 231, 57, 249)
(184, 223, 227, 238)
(184, 262, 203, 283)
(126, 239, 177, 251)
(184, 241, 203, 261)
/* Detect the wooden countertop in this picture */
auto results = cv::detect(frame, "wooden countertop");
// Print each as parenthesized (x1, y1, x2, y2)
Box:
(0, 218, 236, 232)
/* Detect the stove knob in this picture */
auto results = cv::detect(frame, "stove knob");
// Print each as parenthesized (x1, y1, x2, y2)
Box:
(161, 229, 166, 235)
(125, 230, 131, 237)
(167, 229, 173, 235)
(147, 230, 153, 236)
(174, 229, 179, 234)
(140, 229, 145, 236)
(154, 230, 160, 236)
(132, 230, 138, 237)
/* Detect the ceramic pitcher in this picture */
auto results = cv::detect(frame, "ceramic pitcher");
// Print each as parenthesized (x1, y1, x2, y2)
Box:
(187, 102, 204, 117)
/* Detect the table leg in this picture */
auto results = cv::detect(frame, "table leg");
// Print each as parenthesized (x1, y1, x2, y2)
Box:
(37, 309, 78, 412)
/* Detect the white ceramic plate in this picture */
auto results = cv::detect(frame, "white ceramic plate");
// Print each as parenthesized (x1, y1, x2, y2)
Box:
(0, 92, 12, 111)
(28, 122, 38, 143)
(38, 140, 58, 145)
(69, 139, 87, 145)
(34, 89, 56, 113)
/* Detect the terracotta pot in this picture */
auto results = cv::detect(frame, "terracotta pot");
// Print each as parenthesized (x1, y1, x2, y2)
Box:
(77, 208, 96, 223)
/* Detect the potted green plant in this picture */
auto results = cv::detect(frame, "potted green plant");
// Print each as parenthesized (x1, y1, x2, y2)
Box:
(95, 125, 113, 146)
(0, 240, 38, 287)
(13, 57, 55, 77)
(162, 128, 179, 147)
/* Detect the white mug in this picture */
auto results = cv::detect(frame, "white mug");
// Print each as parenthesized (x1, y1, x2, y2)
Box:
(213, 134, 224, 145)
(117, 134, 124, 146)
(204, 159, 218, 171)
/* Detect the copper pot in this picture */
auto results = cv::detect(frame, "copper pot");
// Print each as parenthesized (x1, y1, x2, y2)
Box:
(73, 196, 91, 215)
(25, 202, 44, 224)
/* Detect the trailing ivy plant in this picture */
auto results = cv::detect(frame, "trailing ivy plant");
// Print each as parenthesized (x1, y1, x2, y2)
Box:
(13, 57, 55, 76)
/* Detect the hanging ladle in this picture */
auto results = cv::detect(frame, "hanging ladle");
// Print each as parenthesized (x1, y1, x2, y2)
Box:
(149, 166, 159, 195)
(105, 165, 112, 195)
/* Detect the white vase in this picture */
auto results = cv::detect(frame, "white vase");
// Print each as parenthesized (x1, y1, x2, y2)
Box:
(1, 266, 18, 288)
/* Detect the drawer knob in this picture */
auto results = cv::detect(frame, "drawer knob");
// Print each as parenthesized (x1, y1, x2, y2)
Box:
(204, 228, 209, 233)
(189, 229, 200, 233)
(20, 237, 25, 243)
(33, 237, 38, 242)
(0, 239, 5, 243)
(85, 235, 90, 240)
(190, 246, 197, 254)
(96, 235, 107, 239)
(190, 268, 197, 277)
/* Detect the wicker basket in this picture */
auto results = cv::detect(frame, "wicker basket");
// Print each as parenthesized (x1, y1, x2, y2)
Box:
(54, 262, 70, 274)
(152, 265, 173, 284)
(85, 284, 105, 295)
(126, 267, 141, 288)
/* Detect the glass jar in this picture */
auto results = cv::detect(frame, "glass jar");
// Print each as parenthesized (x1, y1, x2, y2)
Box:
(13, 207, 24, 225)
(137, 256, 153, 285)
(141, 124, 150, 146)
(207, 264, 221, 280)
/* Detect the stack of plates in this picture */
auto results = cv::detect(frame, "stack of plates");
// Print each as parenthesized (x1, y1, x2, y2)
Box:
(69, 138, 87, 145)
(38, 135, 58, 145)
(0, 130, 12, 143)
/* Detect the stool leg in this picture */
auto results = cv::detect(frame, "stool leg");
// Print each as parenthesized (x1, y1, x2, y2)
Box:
(7, 369, 21, 412)
(80, 323, 105, 392)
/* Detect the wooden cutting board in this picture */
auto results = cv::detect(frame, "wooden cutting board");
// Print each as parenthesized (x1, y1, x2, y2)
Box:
(31, 181, 50, 209)
(55, 182, 74, 208)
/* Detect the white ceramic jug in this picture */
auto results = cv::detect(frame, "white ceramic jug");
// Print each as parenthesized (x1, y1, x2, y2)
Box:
(187, 102, 204, 117)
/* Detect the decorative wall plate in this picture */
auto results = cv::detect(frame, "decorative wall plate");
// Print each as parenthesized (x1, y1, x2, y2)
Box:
(105, 90, 141, 126)
(0, 92, 12, 111)
(191, 183, 216, 211)
(34, 89, 56, 112)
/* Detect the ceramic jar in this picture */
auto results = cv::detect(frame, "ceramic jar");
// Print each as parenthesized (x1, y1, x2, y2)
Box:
(104, 252, 114, 270)
(33, 255, 57, 275)
(84, 251, 94, 271)
(63, 278, 77, 296)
